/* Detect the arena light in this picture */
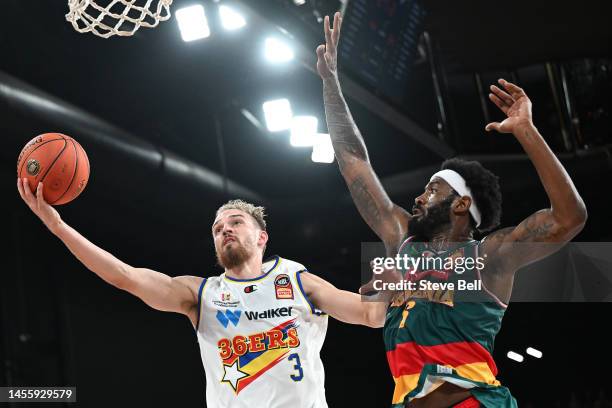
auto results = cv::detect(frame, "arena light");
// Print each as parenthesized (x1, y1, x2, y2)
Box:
(290, 116, 318, 147)
(293, 0, 307, 5)
(219, 5, 246, 30)
(311, 133, 335, 163)
(526, 347, 543, 359)
(176, 5, 210, 42)
(264, 37, 295, 63)
(263, 99, 293, 132)
(506, 351, 524, 363)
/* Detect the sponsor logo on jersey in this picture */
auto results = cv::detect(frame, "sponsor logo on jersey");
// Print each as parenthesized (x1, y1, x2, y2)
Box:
(244, 307, 293, 321)
(436, 364, 454, 375)
(274, 274, 294, 299)
(216, 309, 242, 328)
(216, 307, 294, 328)
(213, 300, 241, 308)
(218, 318, 301, 393)
(244, 285, 257, 294)
(213, 292, 241, 308)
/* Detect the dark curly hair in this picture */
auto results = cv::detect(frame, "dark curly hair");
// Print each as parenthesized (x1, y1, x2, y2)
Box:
(440, 158, 502, 233)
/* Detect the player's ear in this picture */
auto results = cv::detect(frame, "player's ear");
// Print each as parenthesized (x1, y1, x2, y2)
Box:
(454, 196, 471, 216)
(258, 230, 269, 248)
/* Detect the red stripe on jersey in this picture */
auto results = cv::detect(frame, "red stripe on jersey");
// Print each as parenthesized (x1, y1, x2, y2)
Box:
(386, 341, 498, 377)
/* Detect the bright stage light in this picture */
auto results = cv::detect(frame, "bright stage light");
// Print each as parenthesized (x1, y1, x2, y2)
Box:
(506, 351, 524, 363)
(526, 347, 543, 359)
(290, 116, 318, 147)
(264, 37, 294, 63)
(311, 133, 335, 163)
(219, 5, 246, 30)
(176, 5, 210, 42)
(263, 99, 293, 132)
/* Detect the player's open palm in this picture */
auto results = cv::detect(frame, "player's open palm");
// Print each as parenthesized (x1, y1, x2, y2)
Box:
(486, 79, 533, 134)
(17, 178, 62, 231)
(316, 12, 342, 80)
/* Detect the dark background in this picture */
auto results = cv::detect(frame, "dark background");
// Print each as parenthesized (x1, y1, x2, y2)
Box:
(1, 0, 612, 407)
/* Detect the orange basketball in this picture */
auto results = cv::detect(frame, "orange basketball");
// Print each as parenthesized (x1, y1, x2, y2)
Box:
(17, 133, 90, 205)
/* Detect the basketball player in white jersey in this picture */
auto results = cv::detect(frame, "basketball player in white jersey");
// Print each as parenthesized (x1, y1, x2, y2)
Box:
(17, 181, 388, 408)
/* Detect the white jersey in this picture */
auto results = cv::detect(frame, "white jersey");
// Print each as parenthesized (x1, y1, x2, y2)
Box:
(195, 256, 329, 408)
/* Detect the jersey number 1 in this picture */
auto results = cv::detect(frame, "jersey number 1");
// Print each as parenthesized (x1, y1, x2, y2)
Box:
(399, 300, 416, 328)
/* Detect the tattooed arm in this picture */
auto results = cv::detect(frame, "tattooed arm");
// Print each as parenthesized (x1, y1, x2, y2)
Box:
(480, 80, 587, 287)
(316, 12, 411, 253)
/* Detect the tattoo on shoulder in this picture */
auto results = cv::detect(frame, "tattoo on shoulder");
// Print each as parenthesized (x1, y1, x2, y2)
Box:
(516, 216, 555, 242)
(487, 213, 556, 245)
(488, 227, 513, 241)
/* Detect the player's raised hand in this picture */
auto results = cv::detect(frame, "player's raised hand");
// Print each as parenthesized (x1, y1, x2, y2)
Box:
(316, 12, 342, 80)
(17, 178, 62, 233)
(486, 79, 534, 134)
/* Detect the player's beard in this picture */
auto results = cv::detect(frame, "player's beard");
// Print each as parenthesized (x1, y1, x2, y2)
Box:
(216, 237, 255, 269)
(409, 195, 455, 241)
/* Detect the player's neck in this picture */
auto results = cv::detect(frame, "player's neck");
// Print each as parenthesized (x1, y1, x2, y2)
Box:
(224, 256, 264, 280)
(428, 224, 473, 251)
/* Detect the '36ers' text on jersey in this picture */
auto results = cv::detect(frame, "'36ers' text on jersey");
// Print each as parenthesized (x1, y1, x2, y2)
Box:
(195, 256, 328, 408)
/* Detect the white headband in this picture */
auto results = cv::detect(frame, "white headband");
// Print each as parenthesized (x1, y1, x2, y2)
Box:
(430, 169, 482, 228)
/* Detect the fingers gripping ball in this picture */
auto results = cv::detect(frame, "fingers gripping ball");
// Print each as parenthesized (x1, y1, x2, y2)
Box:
(17, 133, 90, 205)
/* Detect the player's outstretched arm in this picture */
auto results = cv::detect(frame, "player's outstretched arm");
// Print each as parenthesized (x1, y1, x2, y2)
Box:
(299, 272, 386, 328)
(480, 80, 587, 271)
(317, 12, 411, 253)
(17, 179, 201, 325)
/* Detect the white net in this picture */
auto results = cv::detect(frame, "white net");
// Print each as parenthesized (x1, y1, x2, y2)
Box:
(66, 0, 173, 39)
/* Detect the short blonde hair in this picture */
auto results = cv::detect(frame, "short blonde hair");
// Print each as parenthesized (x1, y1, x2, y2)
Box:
(216, 199, 267, 230)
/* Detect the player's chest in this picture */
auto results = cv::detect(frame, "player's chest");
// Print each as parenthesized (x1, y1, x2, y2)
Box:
(204, 277, 304, 332)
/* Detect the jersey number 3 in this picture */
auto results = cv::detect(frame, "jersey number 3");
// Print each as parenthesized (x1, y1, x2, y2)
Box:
(288, 353, 304, 381)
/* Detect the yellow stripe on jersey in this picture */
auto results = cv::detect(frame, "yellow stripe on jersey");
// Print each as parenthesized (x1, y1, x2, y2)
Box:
(454, 362, 500, 386)
(391, 373, 421, 404)
(239, 347, 291, 376)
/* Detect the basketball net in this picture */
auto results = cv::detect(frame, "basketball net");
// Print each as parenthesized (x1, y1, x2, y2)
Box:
(66, 0, 173, 38)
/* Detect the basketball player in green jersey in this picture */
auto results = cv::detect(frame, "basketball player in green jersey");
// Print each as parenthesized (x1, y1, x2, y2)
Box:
(317, 12, 587, 408)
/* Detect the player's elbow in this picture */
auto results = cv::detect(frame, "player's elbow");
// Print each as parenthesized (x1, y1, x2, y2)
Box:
(364, 307, 385, 328)
(109, 263, 135, 291)
(365, 316, 385, 328)
(558, 202, 588, 239)
(572, 201, 588, 229)
(366, 319, 385, 329)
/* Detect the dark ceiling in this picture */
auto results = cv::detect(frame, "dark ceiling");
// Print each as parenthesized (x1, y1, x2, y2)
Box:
(1, 0, 611, 239)
(1, 0, 446, 203)
(427, 0, 612, 72)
